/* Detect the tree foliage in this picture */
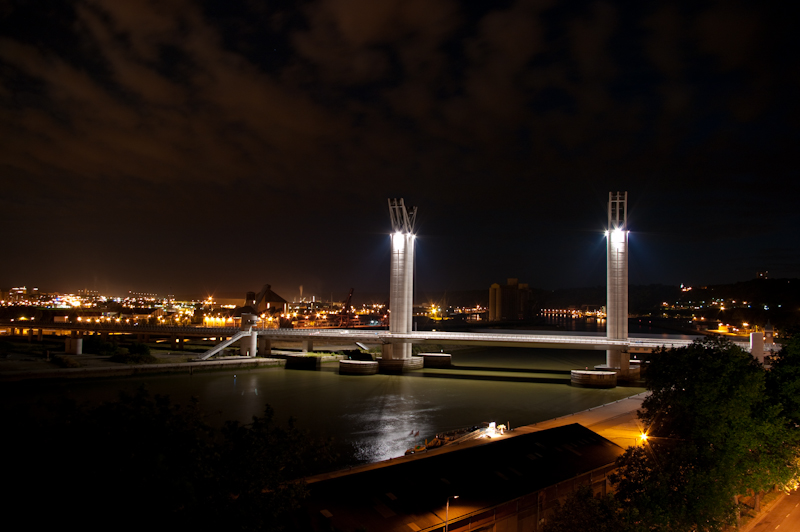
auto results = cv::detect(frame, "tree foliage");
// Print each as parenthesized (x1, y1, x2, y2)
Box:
(613, 337, 800, 531)
(543, 484, 645, 532)
(109, 342, 158, 363)
(2, 388, 335, 531)
(82, 334, 120, 356)
(766, 336, 800, 428)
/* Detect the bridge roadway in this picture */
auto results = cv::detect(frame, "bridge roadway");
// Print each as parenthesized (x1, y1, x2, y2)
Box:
(2, 322, 750, 352)
(259, 328, 720, 351)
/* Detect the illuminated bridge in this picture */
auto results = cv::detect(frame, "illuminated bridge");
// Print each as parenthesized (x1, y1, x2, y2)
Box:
(252, 328, 729, 351)
(0, 193, 761, 372)
(0, 320, 748, 353)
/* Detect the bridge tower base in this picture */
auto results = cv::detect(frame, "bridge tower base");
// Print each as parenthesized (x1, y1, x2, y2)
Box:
(378, 344, 424, 373)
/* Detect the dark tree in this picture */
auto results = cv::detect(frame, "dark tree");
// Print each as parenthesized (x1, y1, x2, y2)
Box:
(543, 484, 644, 532)
(613, 337, 800, 531)
(766, 336, 800, 427)
(2, 388, 334, 532)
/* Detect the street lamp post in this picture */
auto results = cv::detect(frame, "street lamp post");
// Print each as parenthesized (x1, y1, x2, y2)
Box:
(445, 495, 459, 532)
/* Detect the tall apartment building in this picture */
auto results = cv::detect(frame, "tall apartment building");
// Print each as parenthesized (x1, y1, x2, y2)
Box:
(488, 278, 532, 321)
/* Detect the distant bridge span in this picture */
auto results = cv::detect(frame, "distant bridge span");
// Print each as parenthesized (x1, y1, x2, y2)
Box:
(251, 328, 750, 352)
(0, 321, 751, 358)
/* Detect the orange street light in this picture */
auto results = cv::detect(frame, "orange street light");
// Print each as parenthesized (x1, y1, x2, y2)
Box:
(446, 495, 459, 532)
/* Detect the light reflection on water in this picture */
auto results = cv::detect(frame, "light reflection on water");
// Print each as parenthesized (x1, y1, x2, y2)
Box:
(6, 346, 645, 467)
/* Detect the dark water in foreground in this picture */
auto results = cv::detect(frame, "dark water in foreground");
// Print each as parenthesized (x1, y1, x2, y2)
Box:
(5, 345, 645, 467)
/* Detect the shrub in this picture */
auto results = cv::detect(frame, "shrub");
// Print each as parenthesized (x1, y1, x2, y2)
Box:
(52, 354, 81, 368)
(109, 349, 158, 364)
(0, 340, 12, 357)
(82, 336, 119, 356)
(128, 343, 151, 356)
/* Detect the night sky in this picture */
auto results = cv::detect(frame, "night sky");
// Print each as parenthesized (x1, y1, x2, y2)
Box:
(1, 0, 797, 301)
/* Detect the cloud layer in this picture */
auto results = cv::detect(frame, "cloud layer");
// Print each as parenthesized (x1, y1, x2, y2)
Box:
(1, 0, 796, 296)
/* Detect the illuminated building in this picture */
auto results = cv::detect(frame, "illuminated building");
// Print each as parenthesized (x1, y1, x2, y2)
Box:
(10, 287, 27, 302)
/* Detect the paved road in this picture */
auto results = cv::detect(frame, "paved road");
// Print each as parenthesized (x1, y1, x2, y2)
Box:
(748, 489, 800, 531)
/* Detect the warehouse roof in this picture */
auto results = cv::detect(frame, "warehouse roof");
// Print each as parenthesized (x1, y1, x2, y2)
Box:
(303, 423, 624, 532)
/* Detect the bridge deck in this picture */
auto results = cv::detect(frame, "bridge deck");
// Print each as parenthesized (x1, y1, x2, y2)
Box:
(2, 322, 750, 351)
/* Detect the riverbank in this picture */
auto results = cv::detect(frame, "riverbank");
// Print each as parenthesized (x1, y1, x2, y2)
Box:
(0, 341, 490, 382)
(0, 338, 357, 382)
(0, 355, 290, 382)
(305, 392, 649, 484)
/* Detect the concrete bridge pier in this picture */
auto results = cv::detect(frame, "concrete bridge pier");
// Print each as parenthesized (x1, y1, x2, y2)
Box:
(302, 339, 314, 353)
(240, 332, 257, 357)
(379, 341, 423, 373)
(37, 328, 43, 341)
(258, 336, 271, 356)
(65, 337, 83, 354)
(606, 350, 630, 371)
(27, 328, 33, 342)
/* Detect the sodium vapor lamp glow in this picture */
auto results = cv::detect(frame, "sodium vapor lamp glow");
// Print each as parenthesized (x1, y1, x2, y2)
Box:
(445, 495, 459, 532)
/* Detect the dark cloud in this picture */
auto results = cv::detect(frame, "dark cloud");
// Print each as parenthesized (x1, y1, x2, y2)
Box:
(0, 0, 796, 298)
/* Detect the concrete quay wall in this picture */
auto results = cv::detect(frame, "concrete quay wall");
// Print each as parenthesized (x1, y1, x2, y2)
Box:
(0, 357, 286, 382)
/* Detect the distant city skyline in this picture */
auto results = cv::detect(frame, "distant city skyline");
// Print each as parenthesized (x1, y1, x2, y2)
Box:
(0, 263, 789, 305)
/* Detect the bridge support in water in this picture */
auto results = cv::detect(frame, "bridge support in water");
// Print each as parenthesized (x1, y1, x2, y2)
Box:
(382, 198, 417, 372)
(258, 336, 271, 356)
(239, 314, 258, 356)
(605, 191, 631, 373)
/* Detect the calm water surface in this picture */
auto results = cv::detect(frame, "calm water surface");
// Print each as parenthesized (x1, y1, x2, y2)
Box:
(7, 344, 646, 467)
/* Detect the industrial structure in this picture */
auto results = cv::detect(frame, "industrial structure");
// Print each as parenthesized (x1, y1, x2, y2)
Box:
(605, 191, 630, 372)
(488, 278, 533, 322)
(383, 198, 419, 371)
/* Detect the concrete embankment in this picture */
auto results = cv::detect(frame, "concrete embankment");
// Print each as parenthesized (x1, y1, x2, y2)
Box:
(0, 357, 287, 382)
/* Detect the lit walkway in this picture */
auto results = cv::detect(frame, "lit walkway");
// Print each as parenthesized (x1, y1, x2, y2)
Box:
(514, 392, 648, 449)
(257, 328, 748, 351)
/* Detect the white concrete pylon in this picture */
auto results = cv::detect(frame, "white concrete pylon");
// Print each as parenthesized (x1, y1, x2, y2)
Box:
(387, 199, 417, 360)
(606, 191, 629, 369)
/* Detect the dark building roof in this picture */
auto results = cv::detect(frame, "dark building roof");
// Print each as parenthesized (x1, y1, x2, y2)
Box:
(232, 285, 288, 317)
(303, 423, 624, 532)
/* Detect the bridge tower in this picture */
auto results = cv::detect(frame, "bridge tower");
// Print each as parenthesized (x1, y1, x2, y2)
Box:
(383, 198, 417, 371)
(606, 191, 629, 370)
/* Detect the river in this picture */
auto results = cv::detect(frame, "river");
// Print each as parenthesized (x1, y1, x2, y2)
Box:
(3, 337, 656, 468)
